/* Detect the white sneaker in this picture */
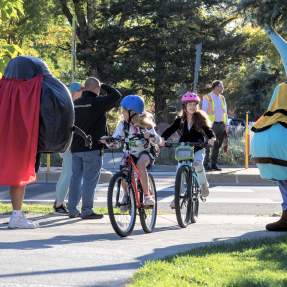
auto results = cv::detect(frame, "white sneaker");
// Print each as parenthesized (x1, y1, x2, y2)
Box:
(201, 181, 210, 197)
(144, 196, 155, 206)
(8, 212, 39, 229)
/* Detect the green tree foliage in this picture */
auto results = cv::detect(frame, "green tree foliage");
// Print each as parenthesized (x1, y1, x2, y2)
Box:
(77, 0, 260, 123)
(229, 0, 287, 29)
(235, 63, 280, 121)
(0, 0, 24, 76)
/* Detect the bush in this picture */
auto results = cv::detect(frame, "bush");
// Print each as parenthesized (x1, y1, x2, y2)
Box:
(155, 126, 254, 166)
(41, 153, 62, 167)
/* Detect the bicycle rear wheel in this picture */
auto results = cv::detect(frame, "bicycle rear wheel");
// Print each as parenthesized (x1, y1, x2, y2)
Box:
(139, 173, 157, 233)
(175, 165, 191, 228)
(190, 173, 199, 223)
(107, 171, 136, 237)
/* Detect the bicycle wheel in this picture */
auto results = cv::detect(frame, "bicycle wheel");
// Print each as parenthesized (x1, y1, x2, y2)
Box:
(107, 171, 136, 237)
(190, 173, 199, 223)
(139, 173, 157, 233)
(174, 165, 191, 228)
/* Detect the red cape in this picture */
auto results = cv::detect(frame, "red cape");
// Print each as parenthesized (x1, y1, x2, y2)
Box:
(0, 75, 43, 186)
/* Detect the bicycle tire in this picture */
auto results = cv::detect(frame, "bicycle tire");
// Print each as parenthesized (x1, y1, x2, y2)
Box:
(190, 172, 199, 223)
(174, 165, 191, 228)
(107, 171, 136, 237)
(139, 173, 157, 233)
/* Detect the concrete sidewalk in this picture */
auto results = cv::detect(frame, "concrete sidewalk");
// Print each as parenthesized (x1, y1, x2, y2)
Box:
(39, 152, 276, 185)
(0, 214, 282, 287)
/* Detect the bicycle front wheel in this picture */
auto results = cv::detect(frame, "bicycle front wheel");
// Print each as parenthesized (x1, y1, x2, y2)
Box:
(139, 173, 157, 233)
(107, 171, 136, 237)
(190, 173, 199, 223)
(174, 165, 191, 228)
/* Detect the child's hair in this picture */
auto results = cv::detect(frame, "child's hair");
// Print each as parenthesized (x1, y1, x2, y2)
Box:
(177, 103, 212, 132)
(121, 107, 155, 128)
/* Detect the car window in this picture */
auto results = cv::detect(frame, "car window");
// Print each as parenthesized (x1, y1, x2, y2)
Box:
(231, 120, 245, 126)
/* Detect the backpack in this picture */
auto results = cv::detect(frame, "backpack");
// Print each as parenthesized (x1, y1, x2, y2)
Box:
(123, 121, 160, 157)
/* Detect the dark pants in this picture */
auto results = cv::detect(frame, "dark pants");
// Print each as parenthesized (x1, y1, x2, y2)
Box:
(204, 122, 225, 166)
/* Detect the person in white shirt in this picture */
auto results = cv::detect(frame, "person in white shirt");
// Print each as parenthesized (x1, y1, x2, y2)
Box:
(201, 80, 229, 171)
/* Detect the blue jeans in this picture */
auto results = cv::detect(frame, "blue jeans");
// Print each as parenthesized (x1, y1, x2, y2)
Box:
(279, 180, 287, 211)
(68, 150, 103, 216)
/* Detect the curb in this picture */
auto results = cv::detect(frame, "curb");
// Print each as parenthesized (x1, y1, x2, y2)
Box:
(36, 169, 113, 183)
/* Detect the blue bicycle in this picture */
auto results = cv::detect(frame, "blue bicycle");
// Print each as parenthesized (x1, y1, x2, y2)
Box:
(164, 140, 217, 228)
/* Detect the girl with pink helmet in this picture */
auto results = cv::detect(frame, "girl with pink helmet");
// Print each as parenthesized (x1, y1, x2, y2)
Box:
(160, 92, 216, 207)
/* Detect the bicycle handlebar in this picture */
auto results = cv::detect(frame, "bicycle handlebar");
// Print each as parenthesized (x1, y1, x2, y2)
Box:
(98, 133, 155, 144)
(163, 140, 219, 148)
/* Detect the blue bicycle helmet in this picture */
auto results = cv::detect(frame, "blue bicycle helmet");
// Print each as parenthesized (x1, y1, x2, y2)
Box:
(120, 95, 145, 114)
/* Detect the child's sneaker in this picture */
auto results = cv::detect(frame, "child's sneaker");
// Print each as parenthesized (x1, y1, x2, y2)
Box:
(120, 195, 129, 213)
(53, 204, 69, 216)
(169, 198, 175, 209)
(201, 181, 210, 197)
(144, 195, 155, 206)
(8, 212, 39, 229)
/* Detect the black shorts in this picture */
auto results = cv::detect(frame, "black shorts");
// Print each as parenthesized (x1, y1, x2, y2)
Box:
(123, 151, 154, 171)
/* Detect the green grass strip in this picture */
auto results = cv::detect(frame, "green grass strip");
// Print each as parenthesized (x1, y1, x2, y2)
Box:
(0, 203, 169, 215)
(129, 235, 287, 287)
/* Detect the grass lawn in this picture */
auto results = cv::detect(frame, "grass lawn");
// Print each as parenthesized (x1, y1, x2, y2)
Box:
(0, 203, 169, 215)
(129, 235, 287, 287)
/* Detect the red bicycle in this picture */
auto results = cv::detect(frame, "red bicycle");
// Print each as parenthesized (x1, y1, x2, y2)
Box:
(99, 133, 157, 237)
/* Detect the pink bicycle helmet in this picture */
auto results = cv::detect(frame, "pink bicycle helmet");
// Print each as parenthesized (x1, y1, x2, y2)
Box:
(181, 93, 200, 104)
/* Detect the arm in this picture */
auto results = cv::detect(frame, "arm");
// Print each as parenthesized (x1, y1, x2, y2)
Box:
(222, 96, 229, 131)
(201, 97, 209, 113)
(144, 127, 162, 145)
(202, 125, 216, 140)
(161, 118, 181, 140)
(101, 121, 125, 148)
(97, 84, 122, 112)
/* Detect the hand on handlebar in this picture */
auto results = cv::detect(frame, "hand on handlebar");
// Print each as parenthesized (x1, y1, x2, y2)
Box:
(99, 136, 109, 144)
(208, 138, 216, 145)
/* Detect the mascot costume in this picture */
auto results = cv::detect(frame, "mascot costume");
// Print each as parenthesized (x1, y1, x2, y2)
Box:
(0, 56, 91, 228)
(251, 28, 287, 231)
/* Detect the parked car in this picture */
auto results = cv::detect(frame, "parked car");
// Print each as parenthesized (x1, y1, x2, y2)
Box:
(227, 118, 246, 134)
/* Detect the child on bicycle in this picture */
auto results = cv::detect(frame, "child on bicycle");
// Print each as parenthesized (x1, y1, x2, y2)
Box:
(101, 95, 162, 206)
(160, 93, 216, 207)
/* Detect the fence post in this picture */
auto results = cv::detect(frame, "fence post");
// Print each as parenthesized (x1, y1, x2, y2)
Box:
(245, 113, 249, 169)
(47, 154, 50, 172)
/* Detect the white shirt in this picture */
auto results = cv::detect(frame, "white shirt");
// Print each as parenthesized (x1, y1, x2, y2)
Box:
(202, 91, 228, 124)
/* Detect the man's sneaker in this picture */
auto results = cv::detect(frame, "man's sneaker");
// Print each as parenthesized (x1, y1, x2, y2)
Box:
(120, 195, 129, 213)
(211, 164, 222, 171)
(81, 213, 104, 219)
(204, 165, 212, 171)
(201, 181, 210, 197)
(8, 212, 39, 229)
(144, 196, 155, 206)
(69, 212, 81, 218)
(53, 204, 69, 216)
(169, 198, 175, 209)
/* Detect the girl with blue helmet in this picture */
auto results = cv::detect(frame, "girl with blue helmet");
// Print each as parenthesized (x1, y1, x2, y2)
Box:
(101, 95, 162, 206)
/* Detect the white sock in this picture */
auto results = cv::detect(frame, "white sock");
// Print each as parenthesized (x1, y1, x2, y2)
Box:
(12, 210, 21, 218)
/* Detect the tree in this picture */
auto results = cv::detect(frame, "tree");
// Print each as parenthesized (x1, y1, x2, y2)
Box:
(235, 63, 280, 121)
(77, 0, 260, 123)
(0, 0, 24, 76)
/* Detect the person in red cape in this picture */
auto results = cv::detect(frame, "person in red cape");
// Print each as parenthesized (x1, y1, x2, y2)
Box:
(0, 56, 75, 229)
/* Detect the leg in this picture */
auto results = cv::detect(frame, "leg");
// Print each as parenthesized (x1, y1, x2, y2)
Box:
(68, 153, 83, 217)
(194, 150, 209, 197)
(81, 150, 103, 217)
(56, 152, 73, 206)
(136, 154, 150, 196)
(266, 180, 287, 231)
(120, 158, 128, 195)
(211, 123, 225, 166)
(10, 185, 25, 210)
(8, 185, 39, 229)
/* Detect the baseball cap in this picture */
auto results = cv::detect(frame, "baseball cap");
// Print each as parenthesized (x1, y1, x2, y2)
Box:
(69, 82, 84, 92)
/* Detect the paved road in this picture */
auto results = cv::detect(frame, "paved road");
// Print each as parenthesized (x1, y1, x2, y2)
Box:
(0, 172, 282, 216)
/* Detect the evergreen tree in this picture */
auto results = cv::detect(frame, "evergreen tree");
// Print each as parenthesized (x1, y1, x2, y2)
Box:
(235, 63, 279, 121)
(77, 0, 260, 123)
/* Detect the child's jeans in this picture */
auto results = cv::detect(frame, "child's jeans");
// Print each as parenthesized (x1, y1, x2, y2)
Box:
(193, 149, 207, 185)
(278, 180, 287, 210)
